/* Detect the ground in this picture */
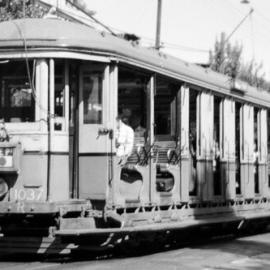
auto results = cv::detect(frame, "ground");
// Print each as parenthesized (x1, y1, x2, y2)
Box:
(1, 232, 270, 269)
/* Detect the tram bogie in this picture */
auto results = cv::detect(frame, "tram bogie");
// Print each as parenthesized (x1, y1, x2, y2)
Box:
(0, 18, 269, 253)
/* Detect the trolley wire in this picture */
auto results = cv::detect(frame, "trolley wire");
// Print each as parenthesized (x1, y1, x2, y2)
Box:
(11, 20, 56, 120)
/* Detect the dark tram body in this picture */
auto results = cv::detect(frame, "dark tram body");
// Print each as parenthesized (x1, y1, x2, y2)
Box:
(0, 18, 269, 253)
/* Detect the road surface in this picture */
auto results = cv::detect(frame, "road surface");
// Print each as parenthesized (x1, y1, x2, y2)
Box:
(1, 232, 270, 269)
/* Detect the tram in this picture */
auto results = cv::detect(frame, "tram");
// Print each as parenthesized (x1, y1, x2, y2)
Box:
(0, 18, 269, 254)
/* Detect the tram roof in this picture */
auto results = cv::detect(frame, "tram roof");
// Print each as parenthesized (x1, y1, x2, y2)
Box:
(0, 18, 269, 106)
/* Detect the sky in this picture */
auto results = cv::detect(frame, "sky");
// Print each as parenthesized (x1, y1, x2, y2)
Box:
(84, 0, 270, 80)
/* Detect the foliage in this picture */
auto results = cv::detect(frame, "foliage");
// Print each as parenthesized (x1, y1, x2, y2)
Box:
(0, 0, 48, 22)
(209, 32, 242, 80)
(239, 60, 270, 91)
(209, 32, 270, 91)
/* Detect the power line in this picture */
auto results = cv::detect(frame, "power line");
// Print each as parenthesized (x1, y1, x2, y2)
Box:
(224, 8, 254, 44)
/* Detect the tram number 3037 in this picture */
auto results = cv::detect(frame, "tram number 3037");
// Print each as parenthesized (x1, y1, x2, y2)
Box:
(13, 188, 44, 201)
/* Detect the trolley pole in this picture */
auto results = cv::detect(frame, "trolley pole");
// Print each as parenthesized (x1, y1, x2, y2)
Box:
(155, 0, 162, 50)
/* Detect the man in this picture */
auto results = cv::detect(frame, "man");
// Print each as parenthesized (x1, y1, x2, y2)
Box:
(130, 114, 146, 137)
(115, 114, 134, 163)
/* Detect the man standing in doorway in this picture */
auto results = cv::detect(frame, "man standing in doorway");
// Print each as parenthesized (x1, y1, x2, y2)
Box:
(115, 114, 134, 164)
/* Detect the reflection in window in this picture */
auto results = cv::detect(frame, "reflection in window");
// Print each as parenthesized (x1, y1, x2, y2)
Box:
(0, 60, 35, 122)
(83, 69, 103, 124)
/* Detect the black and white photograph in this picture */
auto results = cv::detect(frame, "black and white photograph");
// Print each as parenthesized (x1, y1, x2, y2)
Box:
(1, 0, 270, 269)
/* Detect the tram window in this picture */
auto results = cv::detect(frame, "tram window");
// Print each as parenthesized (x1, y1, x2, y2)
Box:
(213, 96, 221, 195)
(154, 76, 180, 138)
(254, 107, 259, 194)
(0, 60, 35, 122)
(55, 60, 65, 118)
(118, 66, 148, 135)
(189, 89, 198, 196)
(235, 102, 241, 194)
(268, 110, 270, 187)
(83, 67, 103, 124)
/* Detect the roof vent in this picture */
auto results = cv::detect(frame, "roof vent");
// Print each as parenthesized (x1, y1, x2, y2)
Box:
(230, 80, 247, 95)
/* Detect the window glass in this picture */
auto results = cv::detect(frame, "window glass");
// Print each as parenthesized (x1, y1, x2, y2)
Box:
(83, 69, 103, 124)
(0, 60, 35, 122)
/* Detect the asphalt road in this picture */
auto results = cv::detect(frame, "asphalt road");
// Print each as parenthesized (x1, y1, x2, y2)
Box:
(1, 232, 270, 270)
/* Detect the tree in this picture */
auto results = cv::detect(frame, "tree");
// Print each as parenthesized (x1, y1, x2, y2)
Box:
(209, 32, 242, 80)
(209, 32, 270, 91)
(239, 60, 270, 91)
(0, 0, 48, 22)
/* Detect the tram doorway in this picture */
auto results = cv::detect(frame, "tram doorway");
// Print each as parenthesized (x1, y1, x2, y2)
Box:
(69, 62, 111, 200)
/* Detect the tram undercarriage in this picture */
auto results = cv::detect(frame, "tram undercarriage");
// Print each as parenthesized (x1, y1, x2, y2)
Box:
(0, 197, 269, 254)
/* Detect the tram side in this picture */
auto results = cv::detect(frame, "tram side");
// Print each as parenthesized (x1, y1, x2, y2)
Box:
(0, 19, 269, 252)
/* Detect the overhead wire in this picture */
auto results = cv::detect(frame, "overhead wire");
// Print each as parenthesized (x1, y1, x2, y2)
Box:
(11, 20, 55, 120)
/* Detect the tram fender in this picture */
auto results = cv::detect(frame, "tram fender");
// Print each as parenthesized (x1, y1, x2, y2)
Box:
(59, 217, 96, 231)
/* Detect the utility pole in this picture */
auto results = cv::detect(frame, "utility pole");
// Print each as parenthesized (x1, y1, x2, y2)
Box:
(155, 0, 162, 50)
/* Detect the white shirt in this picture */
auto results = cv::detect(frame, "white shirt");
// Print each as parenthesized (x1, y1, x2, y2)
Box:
(115, 120, 134, 157)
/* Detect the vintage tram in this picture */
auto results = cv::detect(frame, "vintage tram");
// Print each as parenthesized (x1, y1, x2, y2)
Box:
(0, 18, 269, 254)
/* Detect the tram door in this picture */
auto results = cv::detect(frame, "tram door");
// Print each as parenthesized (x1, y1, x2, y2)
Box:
(76, 63, 110, 199)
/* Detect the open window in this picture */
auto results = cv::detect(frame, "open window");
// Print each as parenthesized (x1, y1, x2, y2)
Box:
(154, 76, 179, 140)
(154, 76, 181, 194)
(213, 96, 222, 196)
(118, 65, 148, 136)
(254, 107, 259, 194)
(189, 89, 198, 196)
(235, 102, 242, 195)
(268, 110, 270, 188)
(117, 65, 150, 201)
